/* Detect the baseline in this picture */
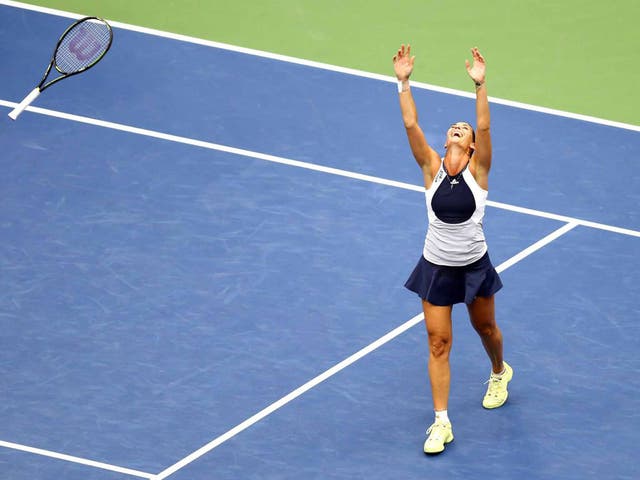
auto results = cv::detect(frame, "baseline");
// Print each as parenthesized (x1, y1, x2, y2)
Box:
(0, 0, 638, 132)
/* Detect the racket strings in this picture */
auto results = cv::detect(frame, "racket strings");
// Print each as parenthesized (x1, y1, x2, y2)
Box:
(55, 20, 111, 74)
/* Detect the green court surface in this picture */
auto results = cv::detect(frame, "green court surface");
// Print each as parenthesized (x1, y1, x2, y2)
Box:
(17, 0, 640, 126)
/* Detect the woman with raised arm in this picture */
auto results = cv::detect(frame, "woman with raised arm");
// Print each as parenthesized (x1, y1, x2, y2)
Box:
(393, 44, 512, 454)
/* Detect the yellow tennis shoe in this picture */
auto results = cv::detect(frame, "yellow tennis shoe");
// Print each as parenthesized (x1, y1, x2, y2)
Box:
(423, 421, 454, 454)
(482, 361, 513, 409)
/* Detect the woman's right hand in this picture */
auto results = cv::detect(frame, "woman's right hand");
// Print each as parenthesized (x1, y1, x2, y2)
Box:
(393, 44, 415, 81)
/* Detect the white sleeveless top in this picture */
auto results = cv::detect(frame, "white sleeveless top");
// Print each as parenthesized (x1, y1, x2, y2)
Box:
(423, 161, 488, 266)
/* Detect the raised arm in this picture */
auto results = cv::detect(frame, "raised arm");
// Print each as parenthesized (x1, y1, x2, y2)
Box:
(465, 47, 492, 189)
(393, 44, 441, 187)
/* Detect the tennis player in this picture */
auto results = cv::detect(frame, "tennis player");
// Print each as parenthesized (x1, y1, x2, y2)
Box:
(393, 45, 513, 454)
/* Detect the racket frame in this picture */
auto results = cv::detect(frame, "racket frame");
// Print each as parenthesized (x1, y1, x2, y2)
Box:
(8, 16, 113, 120)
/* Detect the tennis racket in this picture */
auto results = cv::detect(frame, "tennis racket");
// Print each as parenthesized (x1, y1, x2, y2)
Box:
(8, 16, 113, 120)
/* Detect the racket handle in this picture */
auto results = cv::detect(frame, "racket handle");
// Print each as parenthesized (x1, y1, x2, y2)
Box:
(8, 88, 41, 120)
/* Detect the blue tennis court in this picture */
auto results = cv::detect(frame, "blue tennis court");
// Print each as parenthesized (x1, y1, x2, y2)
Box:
(1, 4, 639, 480)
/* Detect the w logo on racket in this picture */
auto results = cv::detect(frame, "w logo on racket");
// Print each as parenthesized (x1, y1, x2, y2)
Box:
(55, 18, 112, 74)
(68, 26, 102, 62)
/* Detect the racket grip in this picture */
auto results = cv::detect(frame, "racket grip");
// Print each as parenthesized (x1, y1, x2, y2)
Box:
(8, 88, 41, 120)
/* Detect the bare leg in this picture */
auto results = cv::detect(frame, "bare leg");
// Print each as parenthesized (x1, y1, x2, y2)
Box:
(467, 295, 504, 374)
(422, 300, 453, 411)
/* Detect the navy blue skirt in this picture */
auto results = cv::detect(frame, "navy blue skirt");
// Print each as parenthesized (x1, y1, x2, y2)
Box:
(404, 251, 502, 306)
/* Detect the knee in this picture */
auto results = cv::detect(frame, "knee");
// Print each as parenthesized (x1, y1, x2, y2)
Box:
(474, 322, 500, 339)
(428, 335, 451, 359)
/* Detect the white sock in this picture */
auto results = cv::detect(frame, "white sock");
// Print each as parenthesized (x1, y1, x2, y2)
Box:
(493, 366, 506, 378)
(435, 409, 449, 424)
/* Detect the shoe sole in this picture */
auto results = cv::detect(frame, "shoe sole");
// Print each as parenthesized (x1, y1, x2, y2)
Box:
(423, 434, 454, 454)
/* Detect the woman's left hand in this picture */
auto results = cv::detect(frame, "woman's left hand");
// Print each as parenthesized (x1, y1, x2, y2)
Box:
(465, 47, 486, 85)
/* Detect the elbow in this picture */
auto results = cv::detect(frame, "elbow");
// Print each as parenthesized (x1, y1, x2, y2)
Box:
(476, 113, 490, 131)
(403, 116, 418, 129)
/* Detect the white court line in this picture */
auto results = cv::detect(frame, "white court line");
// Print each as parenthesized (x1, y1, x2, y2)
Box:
(0, 440, 155, 478)
(0, 0, 639, 132)
(153, 313, 424, 479)
(152, 221, 579, 479)
(1, 100, 638, 238)
(495, 221, 579, 273)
